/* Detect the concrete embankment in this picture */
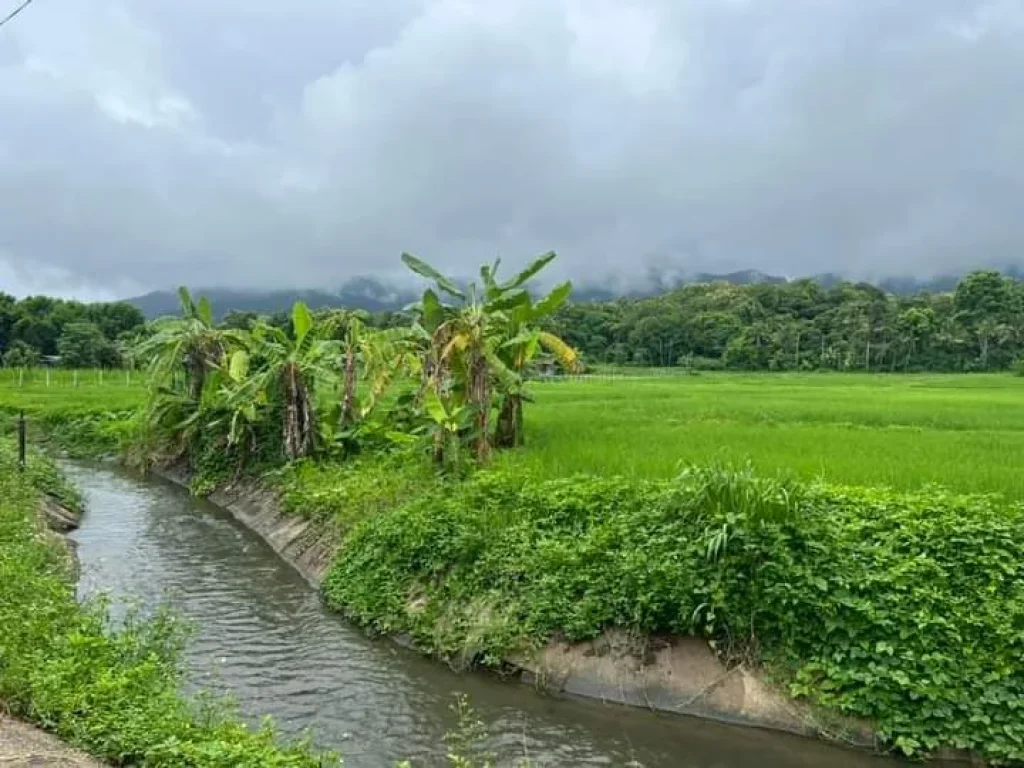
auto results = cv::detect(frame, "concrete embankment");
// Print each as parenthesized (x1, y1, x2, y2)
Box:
(147, 465, 904, 756)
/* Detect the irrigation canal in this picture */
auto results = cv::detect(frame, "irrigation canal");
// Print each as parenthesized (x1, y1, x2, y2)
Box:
(66, 463, 906, 768)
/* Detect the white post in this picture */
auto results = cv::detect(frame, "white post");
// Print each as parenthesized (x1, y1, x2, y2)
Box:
(46, 367, 51, 387)
(73, 370, 78, 387)
(99, 369, 104, 385)
(126, 369, 131, 385)
(18, 368, 24, 388)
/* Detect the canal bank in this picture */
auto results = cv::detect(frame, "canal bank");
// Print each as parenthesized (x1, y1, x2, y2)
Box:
(63, 461, 909, 768)
(150, 464, 909, 763)
(0, 451, 330, 767)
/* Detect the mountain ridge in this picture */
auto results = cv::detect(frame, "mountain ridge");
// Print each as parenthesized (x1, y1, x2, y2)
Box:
(125, 269, 1009, 319)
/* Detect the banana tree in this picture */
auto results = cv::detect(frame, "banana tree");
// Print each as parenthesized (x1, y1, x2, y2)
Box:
(247, 301, 339, 460)
(478, 253, 579, 447)
(401, 251, 546, 462)
(134, 287, 228, 400)
(320, 309, 371, 428)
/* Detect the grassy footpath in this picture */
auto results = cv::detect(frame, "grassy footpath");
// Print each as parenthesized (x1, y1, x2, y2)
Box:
(0, 446, 335, 767)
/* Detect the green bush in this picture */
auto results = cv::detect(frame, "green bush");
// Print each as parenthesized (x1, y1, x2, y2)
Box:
(0, 470, 336, 767)
(269, 455, 437, 530)
(323, 466, 1024, 763)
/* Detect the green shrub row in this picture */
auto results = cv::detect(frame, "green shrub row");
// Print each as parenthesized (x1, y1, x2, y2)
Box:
(0, 462, 335, 767)
(322, 466, 1024, 764)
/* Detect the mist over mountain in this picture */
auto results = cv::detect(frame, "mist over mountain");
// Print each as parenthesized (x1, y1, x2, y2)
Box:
(127, 268, 1000, 320)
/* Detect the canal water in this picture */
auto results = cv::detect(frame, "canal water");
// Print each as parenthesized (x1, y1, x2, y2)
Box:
(66, 463, 904, 768)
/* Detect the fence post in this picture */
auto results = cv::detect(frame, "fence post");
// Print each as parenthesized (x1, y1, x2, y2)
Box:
(45, 368, 50, 387)
(73, 370, 79, 387)
(17, 411, 26, 472)
(99, 368, 104, 386)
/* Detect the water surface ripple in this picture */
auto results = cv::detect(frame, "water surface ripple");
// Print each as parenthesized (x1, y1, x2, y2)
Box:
(66, 463, 903, 768)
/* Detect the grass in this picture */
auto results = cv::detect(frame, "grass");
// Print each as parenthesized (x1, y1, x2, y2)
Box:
(0, 447, 335, 767)
(4, 370, 1024, 497)
(498, 373, 1024, 499)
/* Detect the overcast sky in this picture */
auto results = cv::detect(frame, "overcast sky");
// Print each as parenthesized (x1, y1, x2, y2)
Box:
(1, 0, 1023, 299)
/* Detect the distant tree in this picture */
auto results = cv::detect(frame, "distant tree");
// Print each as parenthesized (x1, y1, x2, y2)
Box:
(57, 322, 118, 368)
(2, 340, 39, 368)
(221, 310, 260, 331)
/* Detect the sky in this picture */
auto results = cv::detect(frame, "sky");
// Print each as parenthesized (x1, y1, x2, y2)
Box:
(1, 0, 1023, 300)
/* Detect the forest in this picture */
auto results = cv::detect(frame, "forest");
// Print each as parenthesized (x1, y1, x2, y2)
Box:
(547, 268, 1024, 372)
(2, 268, 1024, 374)
(0, 294, 145, 367)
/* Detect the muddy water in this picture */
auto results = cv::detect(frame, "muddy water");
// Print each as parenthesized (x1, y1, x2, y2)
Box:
(66, 463, 904, 767)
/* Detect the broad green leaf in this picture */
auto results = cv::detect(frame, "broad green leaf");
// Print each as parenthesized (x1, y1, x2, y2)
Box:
(292, 301, 313, 344)
(401, 252, 466, 299)
(502, 251, 556, 290)
(538, 331, 579, 370)
(421, 289, 446, 330)
(177, 286, 196, 318)
(228, 350, 249, 382)
(500, 329, 538, 349)
(481, 258, 502, 297)
(423, 387, 449, 423)
(485, 288, 530, 313)
(533, 281, 572, 318)
(197, 296, 214, 326)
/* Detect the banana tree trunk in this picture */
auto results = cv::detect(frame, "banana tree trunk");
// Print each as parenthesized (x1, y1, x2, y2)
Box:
(496, 394, 524, 448)
(186, 349, 206, 401)
(283, 363, 314, 460)
(469, 353, 490, 462)
(341, 345, 357, 427)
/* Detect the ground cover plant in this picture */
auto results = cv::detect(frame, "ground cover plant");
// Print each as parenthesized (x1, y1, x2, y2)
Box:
(0, 448, 335, 767)
(323, 466, 1024, 764)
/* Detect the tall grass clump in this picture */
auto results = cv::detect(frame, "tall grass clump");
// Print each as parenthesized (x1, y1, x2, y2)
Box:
(0, 465, 335, 766)
(323, 465, 1024, 763)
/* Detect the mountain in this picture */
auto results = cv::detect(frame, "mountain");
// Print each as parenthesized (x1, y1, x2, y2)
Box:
(130, 278, 419, 320)
(126, 269, 1000, 319)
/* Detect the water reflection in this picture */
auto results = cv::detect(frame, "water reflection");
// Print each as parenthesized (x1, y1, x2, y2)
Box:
(67, 463, 904, 768)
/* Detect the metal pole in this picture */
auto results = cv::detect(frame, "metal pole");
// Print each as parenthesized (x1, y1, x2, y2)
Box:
(17, 411, 26, 472)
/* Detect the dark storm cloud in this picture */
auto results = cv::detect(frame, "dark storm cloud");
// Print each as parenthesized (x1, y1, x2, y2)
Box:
(1, 0, 1023, 298)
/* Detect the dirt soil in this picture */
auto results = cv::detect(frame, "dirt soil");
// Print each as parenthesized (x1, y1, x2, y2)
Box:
(0, 716, 103, 767)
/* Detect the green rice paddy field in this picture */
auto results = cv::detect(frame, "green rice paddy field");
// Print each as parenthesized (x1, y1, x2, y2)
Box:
(2, 370, 1022, 499)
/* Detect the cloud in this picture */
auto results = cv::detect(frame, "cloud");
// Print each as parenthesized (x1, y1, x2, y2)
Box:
(1, 0, 1023, 298)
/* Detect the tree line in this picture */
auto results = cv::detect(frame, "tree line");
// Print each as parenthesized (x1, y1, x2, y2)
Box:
(0, 294, 145, 368)
(5, 268, 1024, 374)
(546, 269, 1024, 372)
